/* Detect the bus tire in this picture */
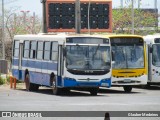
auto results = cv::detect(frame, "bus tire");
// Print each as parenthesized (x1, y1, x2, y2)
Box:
(89, 87, 99, 96)
(51, 73, 61, 95)
(123, 86, 132, 93)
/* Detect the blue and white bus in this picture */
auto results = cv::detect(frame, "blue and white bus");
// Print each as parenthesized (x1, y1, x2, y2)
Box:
(12, 33, 112, 95)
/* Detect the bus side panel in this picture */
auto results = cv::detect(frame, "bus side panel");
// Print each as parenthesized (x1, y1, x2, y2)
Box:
(22, 70, 25, 81)
(57, 76, 62, 86)
(28, 60, 35, 70)
(22, 59, 28, 68)
(41, 73, 50, 86)
(48, 62, 57, 71)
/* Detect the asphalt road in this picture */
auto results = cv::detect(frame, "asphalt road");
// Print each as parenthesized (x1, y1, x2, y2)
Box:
(0, 83, 160, 120)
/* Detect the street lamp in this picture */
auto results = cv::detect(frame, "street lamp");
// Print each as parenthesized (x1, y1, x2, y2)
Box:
(40, 0, 47, 33)
(20, 10, 30, 26)
(154, 0, 158, 31)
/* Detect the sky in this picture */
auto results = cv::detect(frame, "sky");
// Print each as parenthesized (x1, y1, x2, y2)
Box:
(3, 0, 160, 18)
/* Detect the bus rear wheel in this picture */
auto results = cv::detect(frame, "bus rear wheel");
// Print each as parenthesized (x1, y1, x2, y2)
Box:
(24, 70, 39, 91)
(123, 86, 132, 93)
(89, 87, 99, 96)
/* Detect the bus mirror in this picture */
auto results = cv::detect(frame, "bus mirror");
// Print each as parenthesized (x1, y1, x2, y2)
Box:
(33, 50, 36, 58)
(150, 47, 153, 53)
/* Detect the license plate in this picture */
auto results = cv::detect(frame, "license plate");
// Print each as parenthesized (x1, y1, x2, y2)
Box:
(124, 79, 131, 83)
(101, 83, 109, 87)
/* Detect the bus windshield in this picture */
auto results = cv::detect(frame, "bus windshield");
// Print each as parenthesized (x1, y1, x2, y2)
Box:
(66, 45, 111, 70)
(112, 45, 144, 69)
(152, 44, 160, 67)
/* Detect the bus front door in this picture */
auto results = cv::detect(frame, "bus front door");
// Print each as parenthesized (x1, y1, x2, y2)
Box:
(57, 45, 63, 87)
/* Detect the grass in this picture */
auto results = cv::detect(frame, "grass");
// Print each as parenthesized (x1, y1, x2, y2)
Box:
(0, 76, 6, 85)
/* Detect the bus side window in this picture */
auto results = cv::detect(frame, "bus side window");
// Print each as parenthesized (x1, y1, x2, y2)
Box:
(13, 40, 19, 57)
(30, 41, 37, 59)
(51, 42, 58, 61)
(23, 41, 30, 58)
(37, 41, 44, 60)
(44, 41, 51, 60)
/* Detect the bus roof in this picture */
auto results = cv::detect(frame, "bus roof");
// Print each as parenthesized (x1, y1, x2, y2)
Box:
(144, 35, 160, 39)
(13, 33, 108, 44)
(14, 33, 108, 39)
(143, 35, 160, 44)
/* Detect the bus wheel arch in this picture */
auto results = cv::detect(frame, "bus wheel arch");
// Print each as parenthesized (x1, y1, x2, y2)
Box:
(24, 69, 39, 91)
(50, 72, 55, 86)
(50, 72, 61, 95)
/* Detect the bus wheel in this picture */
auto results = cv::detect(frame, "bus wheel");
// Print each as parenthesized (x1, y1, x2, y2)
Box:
(123, 86, 132, 93)
(51, 75, 61, 95)
(89, 87, 99, 96)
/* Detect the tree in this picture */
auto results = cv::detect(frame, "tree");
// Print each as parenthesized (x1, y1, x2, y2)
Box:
(0, 7, 42, 60)
(112, 8, 158, 35)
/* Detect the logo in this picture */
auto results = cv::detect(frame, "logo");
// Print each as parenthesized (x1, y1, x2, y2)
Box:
(2, 112, 11, 117)
(85, 70, 93, 73)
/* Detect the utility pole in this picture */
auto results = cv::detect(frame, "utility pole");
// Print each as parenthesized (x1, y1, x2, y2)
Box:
(154, 0, 158, 31)
(131, 0, 134, 34)
(41, 0, 47, 33)
(2, 0, 5, 59)
(75, 0, 81, 34)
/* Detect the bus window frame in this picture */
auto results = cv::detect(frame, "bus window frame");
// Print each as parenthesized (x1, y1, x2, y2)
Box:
(152, 44, 160, 67)
(51, 41, 58, 61)
(36, 41, 44, 60)
(23, 40, 30, 58)
(13, 40, 20, 58)
(30, 41, 37, 59)
(43, 41, 51, 61)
